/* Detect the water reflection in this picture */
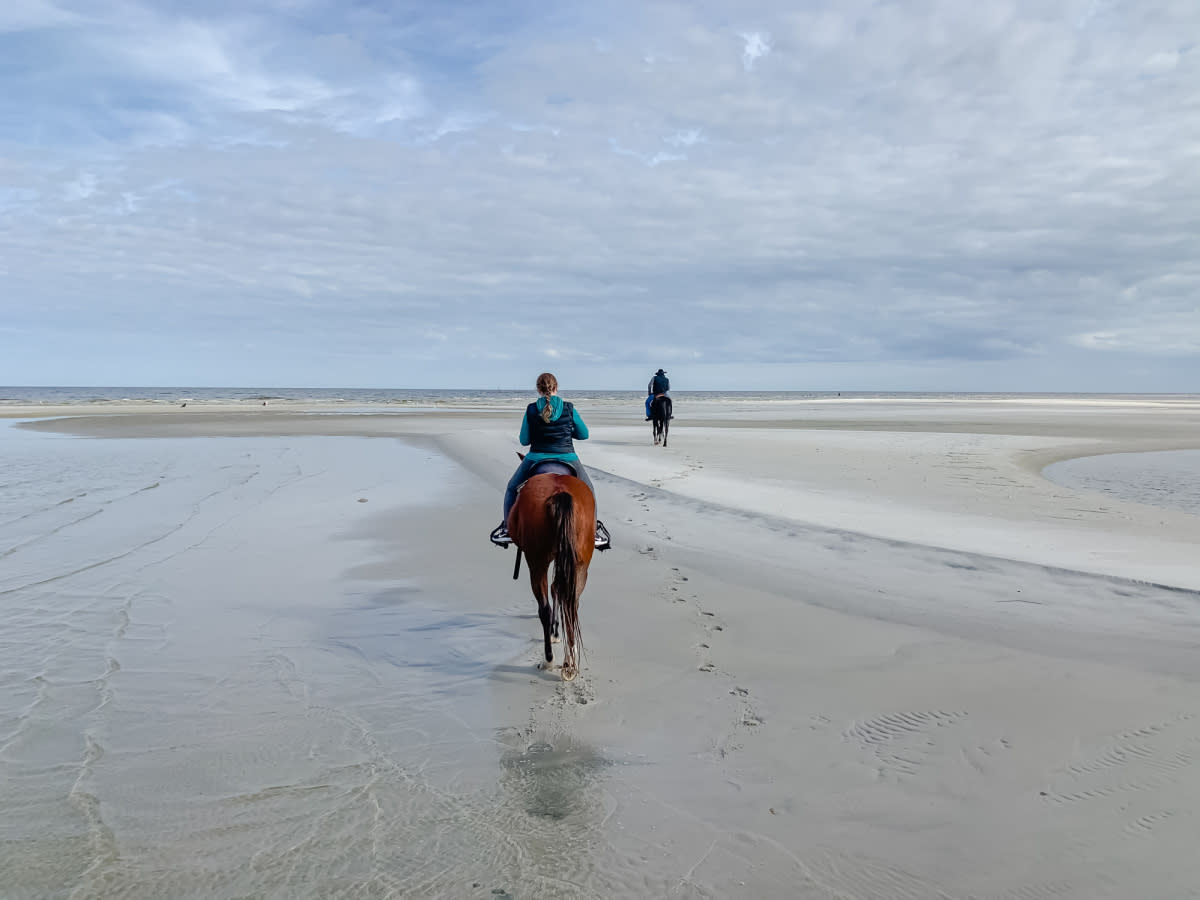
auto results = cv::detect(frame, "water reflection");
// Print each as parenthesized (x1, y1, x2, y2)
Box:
(480, 729, 616, 897)
(497, 734, 612, 822)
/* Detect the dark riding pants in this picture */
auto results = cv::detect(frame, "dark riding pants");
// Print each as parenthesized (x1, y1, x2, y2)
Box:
(503, 458, 597, 522)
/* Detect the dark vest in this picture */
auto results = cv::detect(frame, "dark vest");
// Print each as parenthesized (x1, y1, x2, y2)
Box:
(527, 401, 576, 454)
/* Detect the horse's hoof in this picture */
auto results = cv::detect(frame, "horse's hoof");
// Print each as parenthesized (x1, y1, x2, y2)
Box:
(561, 666, 578, 682)
(538, 660, 555, 671)
(551, 635, 561, 644)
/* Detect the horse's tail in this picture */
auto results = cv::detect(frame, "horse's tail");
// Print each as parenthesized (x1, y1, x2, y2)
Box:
(548, 491, 581, 654)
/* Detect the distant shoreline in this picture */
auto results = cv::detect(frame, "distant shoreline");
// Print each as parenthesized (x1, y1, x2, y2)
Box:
(3, 385, 1200, 419)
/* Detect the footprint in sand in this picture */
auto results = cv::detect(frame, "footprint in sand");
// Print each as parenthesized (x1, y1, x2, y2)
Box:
(658, 567, 694, 605)
(665, 581, 763, 753)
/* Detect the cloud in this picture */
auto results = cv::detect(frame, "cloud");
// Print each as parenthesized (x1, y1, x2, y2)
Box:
(1142, 49, 1181, 75)
(665, 129, 705, 147)
(739, 30, 770, 71)
(1, 0, 1199, 390)
(63, 170, 98, 200)
(107, 16, 333, 113)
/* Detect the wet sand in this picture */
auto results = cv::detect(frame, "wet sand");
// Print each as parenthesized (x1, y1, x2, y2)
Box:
(6, 397, 1200, 898)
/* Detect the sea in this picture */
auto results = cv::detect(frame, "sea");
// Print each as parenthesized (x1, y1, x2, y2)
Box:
(4, 385, 1198, 410)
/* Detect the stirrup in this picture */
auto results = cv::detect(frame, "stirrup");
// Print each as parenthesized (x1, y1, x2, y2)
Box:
(490, 524, 511, 548)
(594, 520, 611, 551)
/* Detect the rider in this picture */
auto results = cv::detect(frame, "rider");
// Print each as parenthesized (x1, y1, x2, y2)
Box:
(491, 372, 611, 549)
(645, 368, 671, 420)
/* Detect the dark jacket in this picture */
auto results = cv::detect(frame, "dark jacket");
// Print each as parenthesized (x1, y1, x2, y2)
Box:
(525, 399, 583, 455)
(649, 374, 670, 395)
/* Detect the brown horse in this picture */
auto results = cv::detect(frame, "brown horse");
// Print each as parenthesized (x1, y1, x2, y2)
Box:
(507, 462, 595, 681)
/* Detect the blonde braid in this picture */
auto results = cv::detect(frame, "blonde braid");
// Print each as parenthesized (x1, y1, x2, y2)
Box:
(536, 373, 558, 422)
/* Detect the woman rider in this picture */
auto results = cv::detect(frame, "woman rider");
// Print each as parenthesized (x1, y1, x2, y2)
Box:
(490, 372, 610, 549)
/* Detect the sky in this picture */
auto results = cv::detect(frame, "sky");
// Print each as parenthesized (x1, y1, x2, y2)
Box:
(1, 0, 1198, 391)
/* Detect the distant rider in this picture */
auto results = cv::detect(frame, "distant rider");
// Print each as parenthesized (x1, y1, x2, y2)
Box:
(645, 368, 670, 420)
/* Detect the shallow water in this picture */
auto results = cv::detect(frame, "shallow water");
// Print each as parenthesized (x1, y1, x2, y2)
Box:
(0, 425, 638, 898)
(1043, 449, 1200, 517)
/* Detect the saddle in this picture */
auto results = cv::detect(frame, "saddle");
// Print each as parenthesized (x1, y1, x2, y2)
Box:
(491, 458, 611, 551)
(523, 459, 578, 480)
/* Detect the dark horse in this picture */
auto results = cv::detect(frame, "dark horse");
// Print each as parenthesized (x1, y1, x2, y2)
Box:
(650, 394, 673, 447)
(507, 459, 595, 681)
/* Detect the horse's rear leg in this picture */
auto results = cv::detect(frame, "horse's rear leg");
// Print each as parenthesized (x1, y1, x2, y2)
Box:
(528, 563, 555, 666)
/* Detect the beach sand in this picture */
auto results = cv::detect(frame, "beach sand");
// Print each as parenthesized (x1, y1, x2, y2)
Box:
(5, 397, 1200, 898)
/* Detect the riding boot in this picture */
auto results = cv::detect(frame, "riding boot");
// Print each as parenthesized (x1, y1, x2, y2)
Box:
(594, 520, 611, 550)
(490, 521, 511, 547)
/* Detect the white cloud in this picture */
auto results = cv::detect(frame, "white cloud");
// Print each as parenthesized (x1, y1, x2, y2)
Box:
(609, 137, 685, 166)
(107, 16, 333, 113)
(1073, 325, 1200, 354)
(739, 31, 771, 72)
(665, 129, 704, 147)
(1142, 50, 1180, 75)
(649, 151, 686, 166)
(63, 170, 98, 201)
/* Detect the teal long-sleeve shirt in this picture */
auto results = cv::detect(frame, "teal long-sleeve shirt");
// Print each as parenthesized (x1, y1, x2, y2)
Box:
(520, 396, 589, 461)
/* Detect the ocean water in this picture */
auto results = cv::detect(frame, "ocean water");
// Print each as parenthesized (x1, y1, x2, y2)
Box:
(4, 385, 1198, 410)
(1043, 449, 1200, 517)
